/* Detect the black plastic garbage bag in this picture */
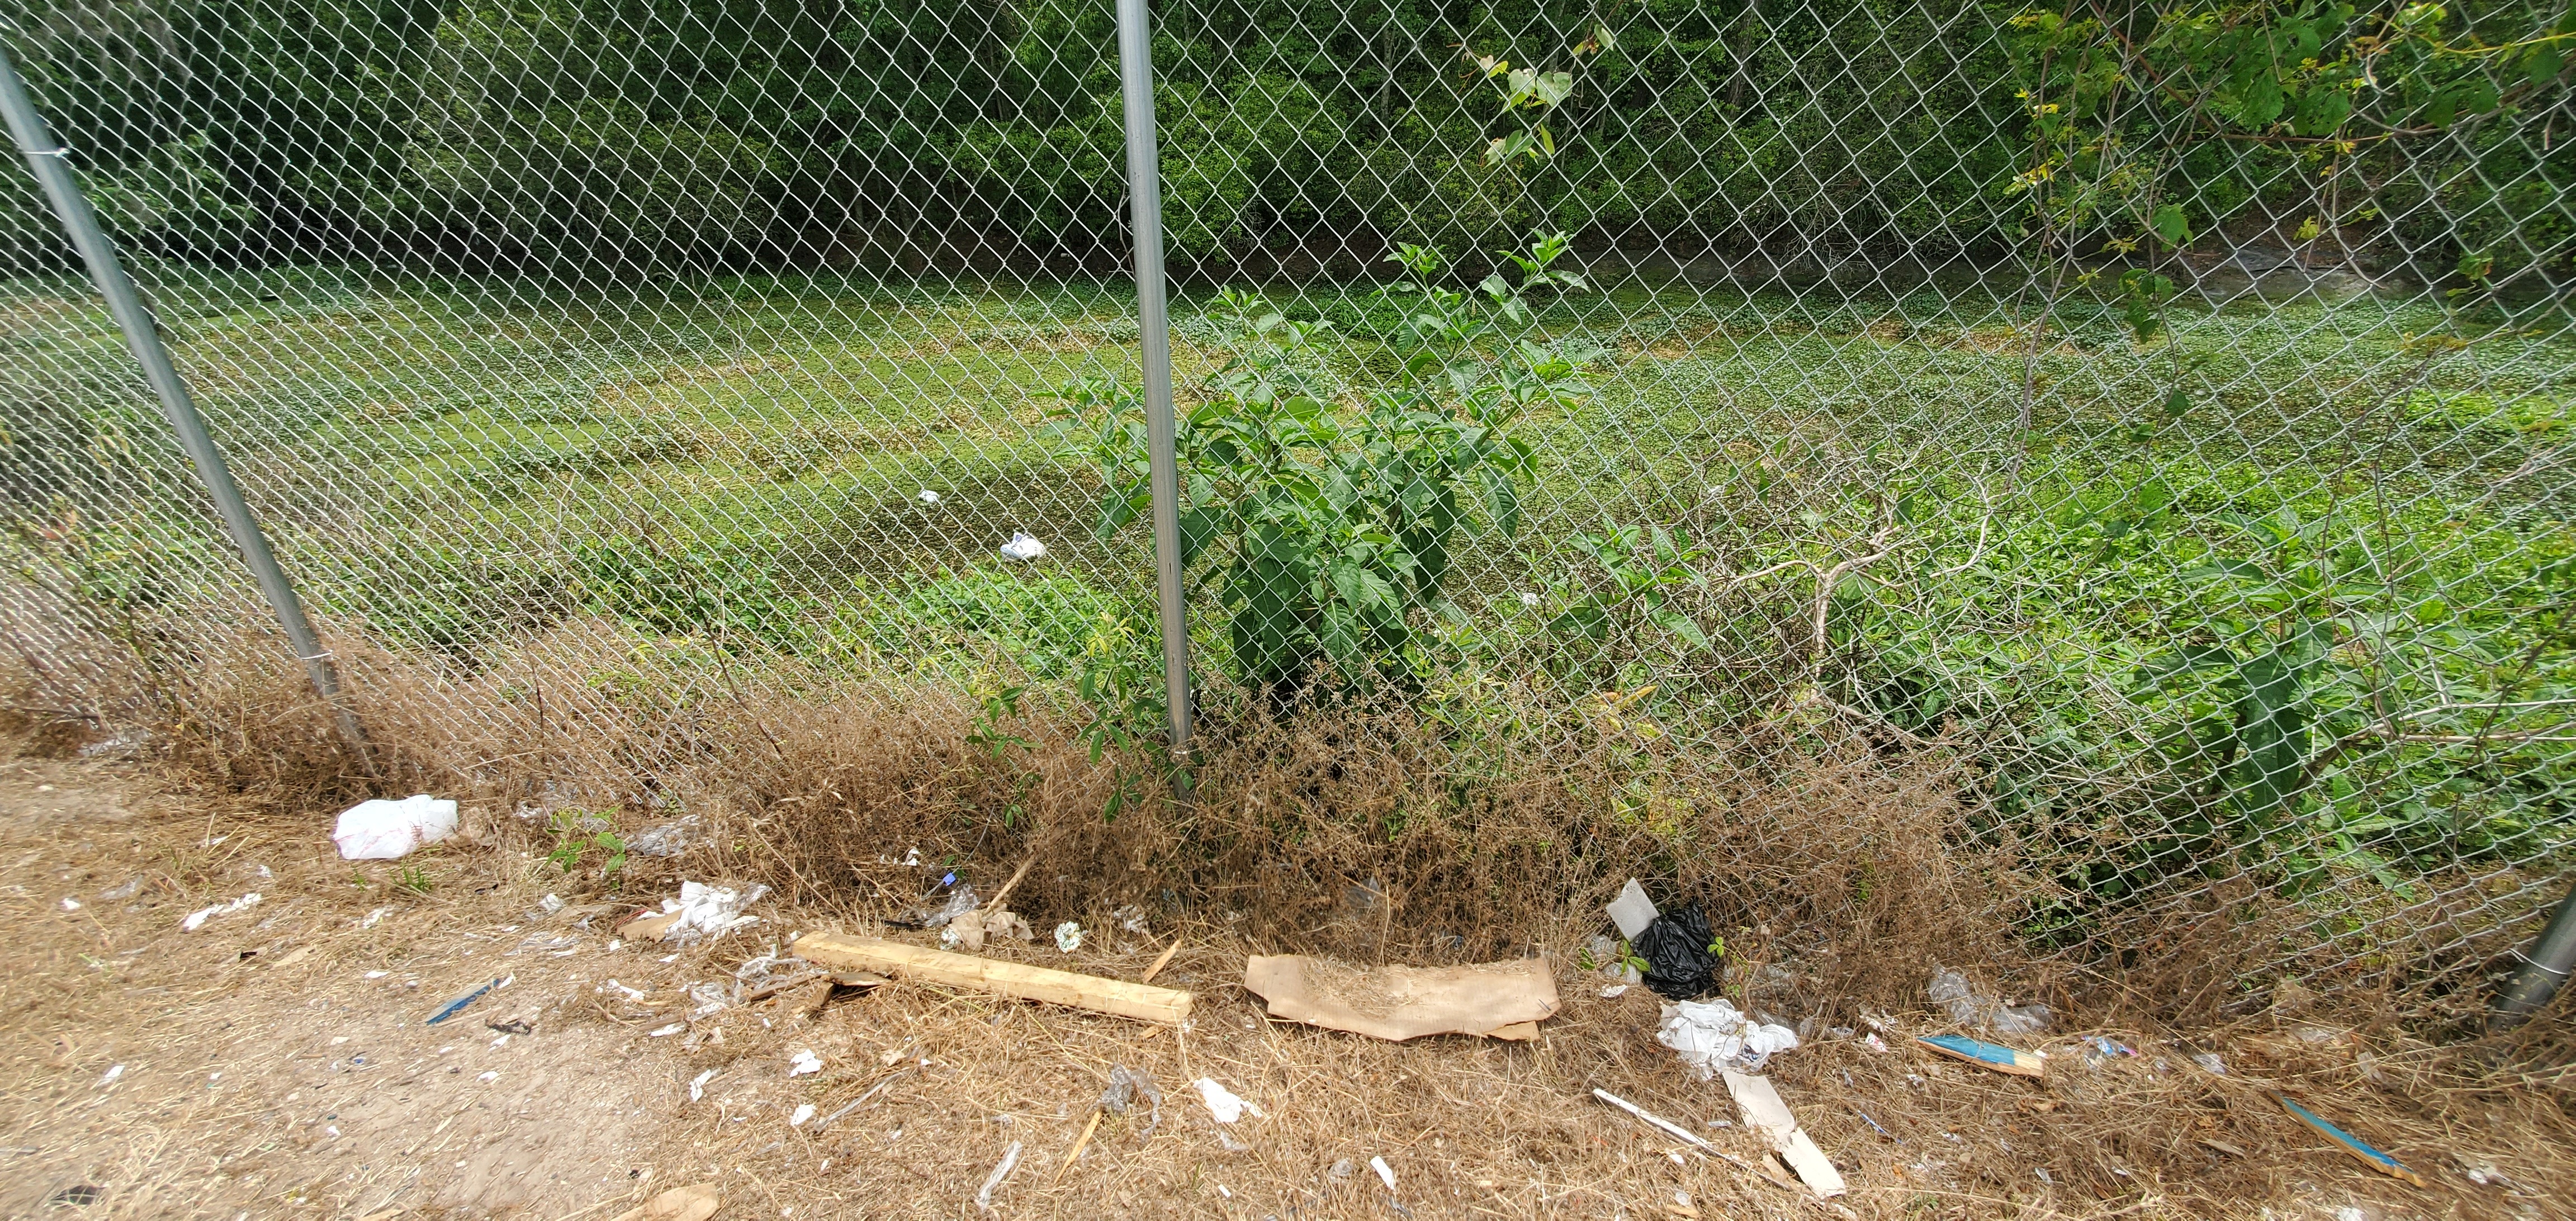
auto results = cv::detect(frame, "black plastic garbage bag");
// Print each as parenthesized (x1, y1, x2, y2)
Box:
(1631, 902, 1723, 1000)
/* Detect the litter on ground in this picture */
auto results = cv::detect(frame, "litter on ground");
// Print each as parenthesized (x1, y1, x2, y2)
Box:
(609, 1182, 719, 1221)
(1591, 1089, 1718, 1154)
(1723, 1069, 1846, 1198)
(1926, 964, 2052, 1035)
(1602, 878, 1726, 999)
(973, 1140, 1024, 1210)
(792, 932, 1193, 1024)
(2279, 1095, 2426, 1186)
(424, 978, 497, 1025)
(332, 794, 459, 860)
(1915, 1033, 2046, 1077)
(181, 892, 262, 931)
(1100, 1064, 1161, 1134)
(616, 882, 766, 945)
(1243, 954, 1557, 1042)
(1656, 997, 1799, 1077)
(1194, 1078, 1261, 1124)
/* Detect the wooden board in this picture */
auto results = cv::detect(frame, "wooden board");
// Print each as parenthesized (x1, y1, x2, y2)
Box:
(1915, 1034, 2046, 1077)
(791, 933, 1193, 1024)
(2279, 1095, 2425, 1187)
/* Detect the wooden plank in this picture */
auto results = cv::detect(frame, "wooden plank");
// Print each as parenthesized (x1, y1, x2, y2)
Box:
(2279, 1095, 2425, 1187)
(790, 933, 1193, 1024)
(1915, 1034, 2045, 1077)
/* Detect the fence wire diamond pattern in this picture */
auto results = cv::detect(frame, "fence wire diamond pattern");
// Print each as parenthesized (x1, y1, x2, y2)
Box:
(1, 0, 2569, 1003)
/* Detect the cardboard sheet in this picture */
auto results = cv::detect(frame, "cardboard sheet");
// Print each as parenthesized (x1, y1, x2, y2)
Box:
(1244, 954, 1559, 1041)
(1722, 1069, 1848, 1199)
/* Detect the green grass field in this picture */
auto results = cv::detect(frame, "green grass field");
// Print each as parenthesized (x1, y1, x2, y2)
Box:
(4, 262, 2570, 933)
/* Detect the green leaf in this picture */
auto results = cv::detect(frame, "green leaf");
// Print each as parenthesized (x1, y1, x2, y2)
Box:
(1483, 467, 1523, 537)
(2529, 42, 2564, 87)
(1651, 609, 1710, 650)
(1094, 484, 1150, 540)
(2228, 647, 2310, 824)
(2462, 74, 2502, 115)
(1178, 505, 1222, 566)
(1548, 601, 1612, 640)
(2185, 557, 2269, 584)
(2427, 88, 2457, 127)
(2161, 389, 2191, 420)
(2291, 86, 2352, 136)
(1328, 558, 1401, 618)
(2150, 202, 2191, 246)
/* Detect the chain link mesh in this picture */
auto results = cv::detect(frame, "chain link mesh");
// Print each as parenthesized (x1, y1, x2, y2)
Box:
(1, 0, 2569, 999)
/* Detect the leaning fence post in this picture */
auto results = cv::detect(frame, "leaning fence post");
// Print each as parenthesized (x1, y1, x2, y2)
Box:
(1115, 0, 1195, 786)
(2496, 877, 2576, 1024)
(0, 37, 371, 763)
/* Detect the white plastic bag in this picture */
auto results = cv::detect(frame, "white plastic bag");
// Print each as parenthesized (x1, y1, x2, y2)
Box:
(1656, 998, 1800, 1078)
(333, 794, 460, 860)
(1193, 1078, 1263, 1123)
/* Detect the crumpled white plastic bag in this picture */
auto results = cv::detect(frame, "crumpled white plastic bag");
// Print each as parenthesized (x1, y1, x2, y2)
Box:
(1656, 998, 1800, 1078)
(333, 794, 459, 860)
(1193, 1077, 1263, 1123)
(633, 881, 769, 946)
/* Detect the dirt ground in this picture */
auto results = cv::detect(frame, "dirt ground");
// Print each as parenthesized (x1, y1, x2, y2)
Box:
(1, 744, 2568, 1220)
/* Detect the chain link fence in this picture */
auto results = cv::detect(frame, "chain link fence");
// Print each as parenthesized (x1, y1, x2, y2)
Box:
(1, 0, 2569, 1005)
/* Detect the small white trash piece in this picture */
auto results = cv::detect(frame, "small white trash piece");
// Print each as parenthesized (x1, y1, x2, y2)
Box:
(788, 1049, 823, 1077)
(182, 892, 262, 931)
(918, 489, 941, 504)
(1606, 878, 1659, 940)
(689, 1068, 717, 1101)
(333, 794, 460, 860)
(974, 1140, 1023, 1211)
(1369, 1156, 1396, 1191)
(789, 1103, 816, 1127)
(1054, 921, 1083, 953)
(1194, 1078, 1262, 1124)
(998, 533, 1047, 561)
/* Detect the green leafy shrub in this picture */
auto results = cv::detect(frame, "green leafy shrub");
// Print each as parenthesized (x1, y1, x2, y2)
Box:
(1054, 234, 1591, 694)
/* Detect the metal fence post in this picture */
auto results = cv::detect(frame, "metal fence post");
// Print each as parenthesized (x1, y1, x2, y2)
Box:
(1115, 0, 1195, 780)
(0, 37, 371, 763)
(2496, 878, 2576, 1024)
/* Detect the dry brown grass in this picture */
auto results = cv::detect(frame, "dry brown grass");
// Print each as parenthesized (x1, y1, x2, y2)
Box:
(5, 631, 2570, 1218)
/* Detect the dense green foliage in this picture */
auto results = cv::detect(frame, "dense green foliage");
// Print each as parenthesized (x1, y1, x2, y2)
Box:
(1051, 235, 1585, 694)
(2, 1, 2566, 280)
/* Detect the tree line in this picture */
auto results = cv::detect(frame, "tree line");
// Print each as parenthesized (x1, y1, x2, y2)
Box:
(0, 0, 2565, 288)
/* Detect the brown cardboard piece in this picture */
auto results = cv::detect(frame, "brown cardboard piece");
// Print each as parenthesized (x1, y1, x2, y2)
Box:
(1243, 954, 1559, 1042)
(1722, 1069, 1847, 1199)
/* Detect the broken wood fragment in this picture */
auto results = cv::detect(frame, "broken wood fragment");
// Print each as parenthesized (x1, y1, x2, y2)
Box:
(1140, 938, 1181, 985)
(2278, 1095, 2425, 1187)
(1915, 1034, 2045, 1077)
(791, 933, 1191, 1024)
